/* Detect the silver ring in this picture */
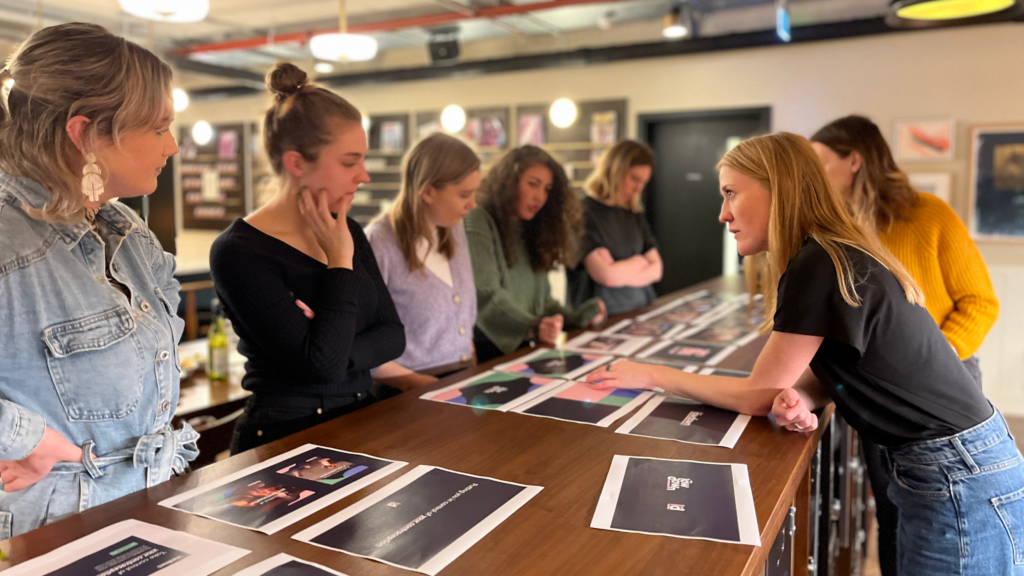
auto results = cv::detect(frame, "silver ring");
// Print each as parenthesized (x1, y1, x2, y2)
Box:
(794, 422, 805, 430)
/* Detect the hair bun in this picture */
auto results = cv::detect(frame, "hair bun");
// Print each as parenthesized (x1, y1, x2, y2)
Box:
(267, 63, 308, 98)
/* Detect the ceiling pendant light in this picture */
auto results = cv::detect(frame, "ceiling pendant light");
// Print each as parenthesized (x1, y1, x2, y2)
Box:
(662, 5, 688, 39)
(549, 98, 578, 129)
(118, 0, 209, 23)
(310, 0, 379, 63)
(887, 0, 1023, 27)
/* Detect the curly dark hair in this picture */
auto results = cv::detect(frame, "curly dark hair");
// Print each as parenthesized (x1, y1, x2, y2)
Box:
(477, 145, 582, 272)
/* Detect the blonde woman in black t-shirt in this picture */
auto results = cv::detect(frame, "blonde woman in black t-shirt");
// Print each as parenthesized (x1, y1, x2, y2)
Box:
(587, 132, 1022, 576)
(567, 140, 663, 316)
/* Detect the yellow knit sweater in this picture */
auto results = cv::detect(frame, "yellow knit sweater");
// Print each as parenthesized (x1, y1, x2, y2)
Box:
(879, 192, 999, 359)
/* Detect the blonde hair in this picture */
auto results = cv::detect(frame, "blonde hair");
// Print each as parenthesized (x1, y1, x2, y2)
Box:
(718, 133, 923, 331)
(585, 140, 654, 212)
(382, 133, 480, 272)
(262, 62, 362, 176)
(0, 23, 172, 222)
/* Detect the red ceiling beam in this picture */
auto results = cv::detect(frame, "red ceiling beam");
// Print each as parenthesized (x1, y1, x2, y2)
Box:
(171, 0, 633, 55)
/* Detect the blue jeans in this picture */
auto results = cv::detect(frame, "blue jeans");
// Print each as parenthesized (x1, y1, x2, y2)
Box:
(881, 409, 1024, 575)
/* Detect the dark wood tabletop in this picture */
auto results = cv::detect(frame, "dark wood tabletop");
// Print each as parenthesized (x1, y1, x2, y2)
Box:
(0, 276, 831, 576)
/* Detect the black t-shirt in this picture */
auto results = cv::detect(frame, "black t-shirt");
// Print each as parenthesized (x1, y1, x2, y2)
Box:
(773, 238, 992, 447)
(210, 218, 406, 400)
(567, 196, 658, 316)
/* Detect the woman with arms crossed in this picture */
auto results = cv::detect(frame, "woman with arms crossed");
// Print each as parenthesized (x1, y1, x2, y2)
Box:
(0, 24, 196, 537)
(588, 132, 1023, 576)
(568, 140, 663, 316)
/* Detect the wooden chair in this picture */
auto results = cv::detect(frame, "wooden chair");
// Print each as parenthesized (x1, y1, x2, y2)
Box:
(178, 280, 215, 341)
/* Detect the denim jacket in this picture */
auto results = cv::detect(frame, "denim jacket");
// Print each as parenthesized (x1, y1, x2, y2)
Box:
(0, 171, 198, 539)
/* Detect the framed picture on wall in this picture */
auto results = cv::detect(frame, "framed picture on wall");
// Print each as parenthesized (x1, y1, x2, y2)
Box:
(969, 125, 1024, 242)
(908, 172, 952, 204)
(894, 118, 955, 162)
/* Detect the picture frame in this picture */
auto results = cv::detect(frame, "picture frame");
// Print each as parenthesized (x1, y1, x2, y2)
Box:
(894, 118, 955, 162)
(968, 124, 1024, 242)
(907, 172, 952, 204)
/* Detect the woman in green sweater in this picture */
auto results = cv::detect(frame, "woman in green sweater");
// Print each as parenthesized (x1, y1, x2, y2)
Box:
(466, 145, 606, 362)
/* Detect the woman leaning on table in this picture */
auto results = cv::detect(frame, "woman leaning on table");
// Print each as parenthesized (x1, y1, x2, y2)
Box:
(811, 115, 1000, 576)
(366, 133, 481, 390)
(465, 145, 606, 363)
(588, 132, 1024, 576)
(0, 23, 197, 538)
(209, 63, 405, 455)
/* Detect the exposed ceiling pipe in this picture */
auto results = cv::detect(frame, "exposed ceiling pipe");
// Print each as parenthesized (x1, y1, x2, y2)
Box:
(171, 0, 636, 55)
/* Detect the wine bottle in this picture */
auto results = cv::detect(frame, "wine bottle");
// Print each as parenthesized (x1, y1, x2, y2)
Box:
(208, 298, 229, 381)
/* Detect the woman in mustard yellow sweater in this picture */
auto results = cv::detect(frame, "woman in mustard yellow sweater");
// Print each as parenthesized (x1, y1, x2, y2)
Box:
(811, 115, 999, 576)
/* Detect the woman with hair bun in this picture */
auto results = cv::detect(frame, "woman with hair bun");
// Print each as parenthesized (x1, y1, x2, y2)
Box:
(0, 23, 195, 537)
(210, 63, 405, 454)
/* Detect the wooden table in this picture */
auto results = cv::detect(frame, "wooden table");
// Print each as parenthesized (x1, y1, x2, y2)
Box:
(0, 276, 831, 575)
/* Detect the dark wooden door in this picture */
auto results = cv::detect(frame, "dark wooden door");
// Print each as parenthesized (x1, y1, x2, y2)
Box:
(640, 108, 770, 294)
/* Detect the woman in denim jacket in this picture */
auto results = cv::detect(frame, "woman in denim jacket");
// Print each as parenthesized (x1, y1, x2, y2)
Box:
(0, 23, 197, 538)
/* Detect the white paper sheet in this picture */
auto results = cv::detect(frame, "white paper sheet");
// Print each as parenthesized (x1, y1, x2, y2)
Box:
(559, 331, 653, 356)
(293, 465, 542, 576)
(634, 340, 737, 367)
(1, 519, 249, 576)
(492, 348, 613, 381)
(159, 444, 406, 534)
(634, 290, 711, 322)
(615, 394, 751, 448)
(510, 380, 655, 427)
(231, 554, 349, 575)
(419, 370, 565, 412)
(591, 455, 760, 546)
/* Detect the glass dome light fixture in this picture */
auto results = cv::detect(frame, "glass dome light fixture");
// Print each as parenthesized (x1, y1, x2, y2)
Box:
(549, 98, 578, 129)
(662, 5, 688, 39)
(440, 104, 467, 133)
(118, 0, 209, 23)
(192, 121, 214, 146)
(310, 0, 379, 62)
(887, 0, 1022, 27)
(172, 88, 189, 113)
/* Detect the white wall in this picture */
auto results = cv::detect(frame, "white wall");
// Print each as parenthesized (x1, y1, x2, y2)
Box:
(176, 23, 1024, 411)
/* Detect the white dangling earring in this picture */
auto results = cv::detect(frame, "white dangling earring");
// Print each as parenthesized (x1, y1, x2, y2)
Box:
(81, 153, 104, 203)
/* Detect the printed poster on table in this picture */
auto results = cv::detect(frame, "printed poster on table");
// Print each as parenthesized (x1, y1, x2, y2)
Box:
(293, 466, 542, 576)
(510, 380, 654, 427)
(493, 348, 613, 381)
(672, 323, 760, 347)
(591, 455, 760, 546)
(616, 395, 750, 448)
(159, 444, 406, 534)
(420, 370, 563, 411)
(636, 290, 724, 322)
(602, 318, 685, 339)
(560, 331, 653, 356)
(1, 519, 249, 576)
(232, 554, 349, 576)
(635, 340, 736, 367)
(698, 367, 751, 378)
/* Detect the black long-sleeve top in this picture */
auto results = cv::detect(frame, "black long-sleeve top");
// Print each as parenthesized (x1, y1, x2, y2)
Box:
(209, 217, 405, 399)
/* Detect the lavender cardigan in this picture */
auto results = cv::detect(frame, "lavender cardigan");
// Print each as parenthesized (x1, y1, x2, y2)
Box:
(365, 219, 476, 372)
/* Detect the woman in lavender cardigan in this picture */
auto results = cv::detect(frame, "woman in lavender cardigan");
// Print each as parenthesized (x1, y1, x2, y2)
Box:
(366, 133, 481, 390)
